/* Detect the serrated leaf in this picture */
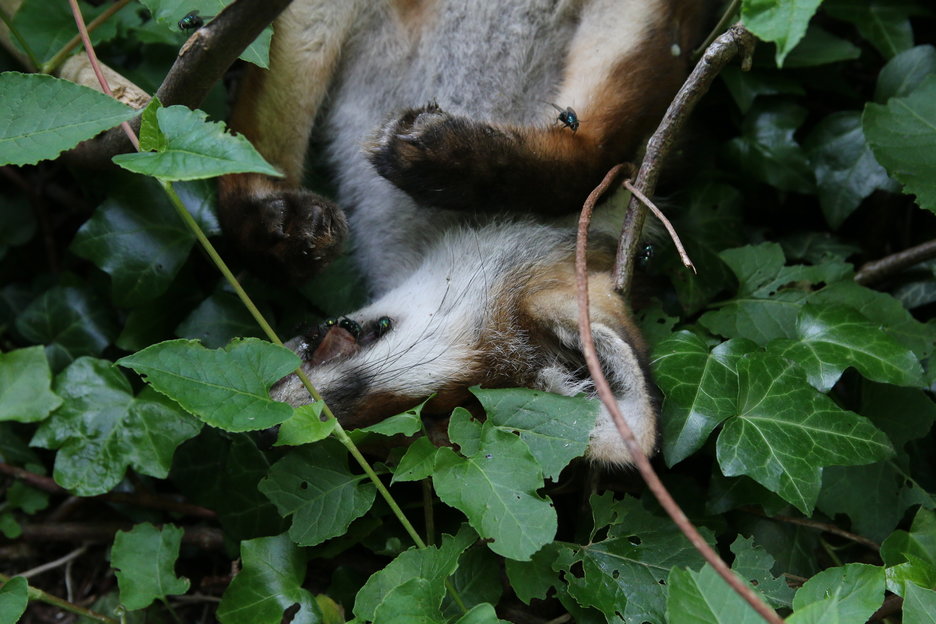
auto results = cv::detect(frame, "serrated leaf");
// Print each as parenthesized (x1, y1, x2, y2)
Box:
(70, 181, 196, 307)
(824, 0, 916, 59)
(117, 338, 299, 432)
(666, 565, 767, 624)
(275, 403, 334, 446)
(805, 112, 894, 228)
(354, 525, 475, 622)
(113, 105, 281, 180)
(31, 358, 202, 496)
(15, 285, 117, 372)
(653, 333, 757, 466)
(359, 404, 424, 437)
(0, 576, 28, 624)
(558, 494, 711, 624)
(432, 416, 556, 561)
(472, 386, 598, 480)
(788, 563, 884, 624)
(904, 583, 936, 624)
(730, 536, 795, 609)
(769, 303, 924, 392)
(716, 352, 894, 513)
(875, 45, 936, 102)
(864, 75, 936, 215)
(112, 523, 190, 610)
(0, 346, 61, 423)
(0, 72, 138, 166)
(391, 436, 439, 484)
(217, 533, 322, 624)
(258, 440, 376, 547)
(741, 0, 823, 66)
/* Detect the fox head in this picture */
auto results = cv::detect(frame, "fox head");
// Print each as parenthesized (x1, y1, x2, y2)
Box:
(271, 221, 658, 465)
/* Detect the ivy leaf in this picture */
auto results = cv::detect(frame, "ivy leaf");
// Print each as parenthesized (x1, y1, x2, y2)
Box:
(880, 509, 936, 596)
(904, 583, 936, 624)
(864, 75, 936, 215)
(0, 576, 28, 624)
(824, 0, 916, 59)
(113, 105, 281, 181)
(0, 72, 138, 166)
(354, 525, 475, 622)
(16, 285, 117, 372)
(0, 346, 61, 423)
(258, 440, 376, 547)
(804, 112, 894, 229)
(741, 0, 823, 66)
(666, 565, 766, 624)
(557, 493, 710, 624)
(716, 352, 894, 514)
(117, 338, 299, 432)
(472, 387, 598, 480)
(788, 564, 885, 624)
(653, 333, 757, 466)
(730, 536, 795, 609)
(175, 291, 264, 349)
(31, 358, 202, 496)
(769, 303, 924, 392)
(112, 523, 190, 610)
(432, 412, 556, 561)
(217, 533, 322, 624)
(875, 45, 936, 102)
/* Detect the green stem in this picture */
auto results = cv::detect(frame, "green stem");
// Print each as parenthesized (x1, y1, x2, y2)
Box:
(43, 0, 132, 74)
(0, 6, 39, 71)
(0, 574, 118, 623)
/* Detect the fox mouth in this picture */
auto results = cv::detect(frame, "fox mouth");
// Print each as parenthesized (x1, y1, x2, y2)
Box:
(296, 316, 395, 366)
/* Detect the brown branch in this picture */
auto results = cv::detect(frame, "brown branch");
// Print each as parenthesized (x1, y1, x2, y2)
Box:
(613, 23, 756, 294)
(576, 167, 784, 624)
(742, 506, 880, 551)
(854, 238, 936, 286)
(66, 0, 295, 167)
(0, 463, 216, 519)
(867, 594, 902, 623)
(623, 179, 696, 272)
(16, 523, 224, 550)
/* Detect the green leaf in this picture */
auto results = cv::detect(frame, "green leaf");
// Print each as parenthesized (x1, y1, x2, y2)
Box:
(70, 181, 196, 307)
(117, 338, 299, 432)
(31, 357, 202, 496)
(716, 352, 894, 513)
(258, 440, 376, 547)
(881, 509, 936, 596)
(453, 603, 510, 624)
(875, 45, 936, 102)
(370, 578, 445, 624)
(112, 523, 190, 610)
(824, 0, 916, 59)
(788, 564, 885, 624)
(769, 303, 924, 392)
(861, 382, 936, 450)
(0, 346, 61, 423)
(175, 291, 264, 348)
(391, 436, 439, 484)
(0, 576, 28, 624)
(217, 533, 322, 624)
(275, 403, 335, 446)
(721, 66, 805, 113)
(0, 72, 138, 166)
(783, 25, 861, 68)
(864, 75, 936, 215)
(472, 386, 598, 480)
(504, 545, 561, 605)
(904, 583, 936, 624)
(113, 105, 281, 181)
(805, 112, 894, 229)
(358, 405, 425, 437)
(442, 547, 504, 618)
(15, 285, 117, 372)
(557, 494, 710, 624)
(0, 195, 36, 255)
(432, 413, 556, 561)
(729, 536, 795, 609)
(725, 101, 815, 193)
(666, 565, 767, 624)
(653, 333, 757, 466)
(741, 0, 823, 66)
(11, 0, 128, 65)
(354, 525, 475, 622)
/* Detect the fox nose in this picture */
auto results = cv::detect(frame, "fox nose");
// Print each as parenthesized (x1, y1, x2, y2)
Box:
(309, 326, 360, 365)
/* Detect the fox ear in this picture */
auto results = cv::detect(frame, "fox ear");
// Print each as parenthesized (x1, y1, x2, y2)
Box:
(523, 275, 659, 465)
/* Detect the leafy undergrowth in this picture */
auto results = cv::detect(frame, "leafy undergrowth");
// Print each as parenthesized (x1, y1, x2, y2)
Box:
(1, 1, 936, 623)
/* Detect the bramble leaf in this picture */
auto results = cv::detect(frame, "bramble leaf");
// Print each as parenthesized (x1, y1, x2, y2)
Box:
(741, 0, 823, 66)
(666, 565, 766, 624)
(112, 523, 190, 610)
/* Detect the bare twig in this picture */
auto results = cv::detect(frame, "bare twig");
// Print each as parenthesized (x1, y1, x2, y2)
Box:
(867, 594, 902, 622)
(17, 523, 224, 550)
(576, 167, 784, 624)
(613, 23, 756, 294)
(742, 506, 880, 551)
(67, 0, 295, 167)
(854, 238, 936, 286)
(18, 545, 88, 579)
(623, 179, 696, 272)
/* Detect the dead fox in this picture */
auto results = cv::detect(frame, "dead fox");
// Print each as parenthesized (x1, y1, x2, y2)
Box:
(218, 0, 704, 464)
